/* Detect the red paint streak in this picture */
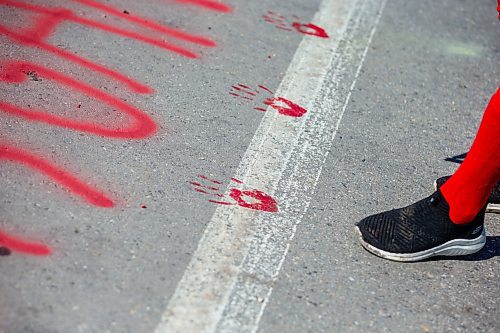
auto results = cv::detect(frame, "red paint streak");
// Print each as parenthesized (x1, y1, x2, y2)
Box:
(0, 230, 51, 256)
(229, 189, 278, 212)
(238, 84, 251, 89)
(208, 200, 233, 205)
(254, 107, 267, 112)
(264, 97, 308, 118)
(0, 0, 199, 58)
(198, 174, 223, 184)
(0, 61, 157, 138)
(175, 0, 232, 13)
(73, 0, 216, 47)
(0, 145, 114, 207)
(0, 24, 152, 93)
(230, 178, 243, 184)
(231, 86, 257, 96)
(291, 22, 329, 38)
(192, 181, 222, 191)
(206, 186, 220, 191)
(258, 85, 273, 94)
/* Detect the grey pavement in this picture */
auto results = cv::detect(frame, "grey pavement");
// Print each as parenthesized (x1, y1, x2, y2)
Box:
(0, 0, 499, 333)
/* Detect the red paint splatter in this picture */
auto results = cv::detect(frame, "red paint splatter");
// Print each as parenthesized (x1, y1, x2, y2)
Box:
(0, 230, 51, 256)
(264, 97, 308, 118)
(175, 0, 232, 13)
(263, 10, 329, 38)
(291, 22, 329, 38)
(0, 145, 114, 207)
(0, 61, 157, 139)
(230, 83, 308, 118)
(191, 175, 279, 212)
(229, 189, 278, 212)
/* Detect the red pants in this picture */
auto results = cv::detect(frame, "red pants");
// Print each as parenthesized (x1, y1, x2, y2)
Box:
(441, 87, 500, 223)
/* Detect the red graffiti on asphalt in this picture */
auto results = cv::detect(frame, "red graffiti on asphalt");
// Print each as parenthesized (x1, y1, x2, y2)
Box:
(0, 0, 227, 256)
(0, 61, 157, 138)
(191, 175, 279, 212)
(0, 146, 114, 208)
(174, 0, 232, 12)
(229, 83, 308, 118)
(0, 230, 52, 256)
(263, 11, 329, 38)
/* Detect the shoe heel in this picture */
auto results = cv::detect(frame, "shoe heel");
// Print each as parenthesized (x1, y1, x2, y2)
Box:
(435, 229, 486, 257)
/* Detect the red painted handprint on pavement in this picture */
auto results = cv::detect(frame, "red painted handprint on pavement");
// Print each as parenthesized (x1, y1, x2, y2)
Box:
(263, 11, 329, 38)
(191, 175, 278, 212)
(229, 83, 308, 118)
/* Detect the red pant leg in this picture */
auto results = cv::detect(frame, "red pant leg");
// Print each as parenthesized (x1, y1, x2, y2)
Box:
(441, 87, 500, 223)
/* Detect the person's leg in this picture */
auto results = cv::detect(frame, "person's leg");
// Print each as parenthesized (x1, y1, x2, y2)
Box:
(356, 88, 499, 262)
(441, 88, 500, 223)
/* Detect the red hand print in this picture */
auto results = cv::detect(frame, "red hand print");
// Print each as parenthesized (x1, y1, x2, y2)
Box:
(263, 11, 329, 38)
(229, 83, 308, 118)
(191, 175, 278, 212)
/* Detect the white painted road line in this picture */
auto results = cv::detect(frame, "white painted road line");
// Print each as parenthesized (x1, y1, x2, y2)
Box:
(155, 0, 387, 332)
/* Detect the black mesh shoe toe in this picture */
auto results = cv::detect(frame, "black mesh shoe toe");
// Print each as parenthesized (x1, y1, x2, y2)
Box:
(355, 191, 486, 262)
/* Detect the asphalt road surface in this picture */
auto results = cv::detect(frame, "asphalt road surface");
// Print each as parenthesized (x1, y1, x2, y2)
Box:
(0, 0, 499, 332)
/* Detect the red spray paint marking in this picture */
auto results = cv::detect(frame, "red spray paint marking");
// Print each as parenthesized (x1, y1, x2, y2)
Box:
(191, 175, 279, 212)
(1, 1, 226, 256)
(0, 145, 114, 207)
(0, 0, 198, 58)
(0, 229, 51, 256)
(72, 0, 216, 47)
(229, 83, 308, 118)
(0, 24, 152, 94)
(0, 61, 158, 139)
(263, 11, 329, 38)
(0, 0, 223, 93)
(175, 0, 232, 13)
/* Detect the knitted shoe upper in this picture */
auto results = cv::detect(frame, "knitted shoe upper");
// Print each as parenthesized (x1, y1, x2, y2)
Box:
(356, 191, 485, 254)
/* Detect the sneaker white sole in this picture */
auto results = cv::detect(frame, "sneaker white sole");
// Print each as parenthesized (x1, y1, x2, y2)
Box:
(433, 180, 499, 214)
(355, 227, 486, 262)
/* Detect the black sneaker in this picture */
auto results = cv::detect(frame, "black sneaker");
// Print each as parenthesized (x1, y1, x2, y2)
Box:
(434, 176, 500, 213)
(355, 191, 486, 262)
